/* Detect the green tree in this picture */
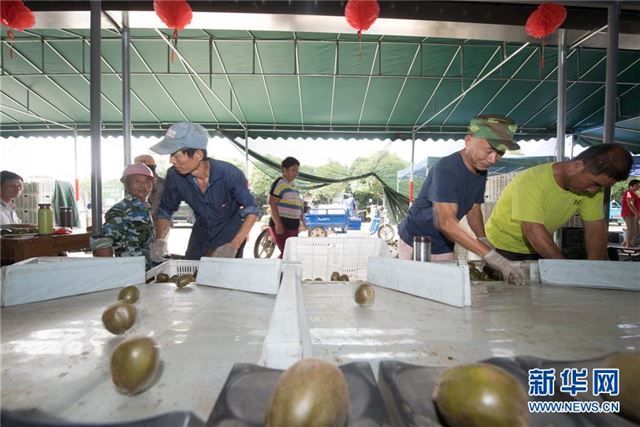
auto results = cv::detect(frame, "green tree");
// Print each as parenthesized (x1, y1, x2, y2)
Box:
(309, 161, 350, 204)
(611, 176, 639, 204)
(350, 151, 409, 207)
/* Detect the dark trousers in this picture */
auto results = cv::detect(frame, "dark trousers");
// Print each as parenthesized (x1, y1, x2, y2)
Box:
(269, 226, 299, 259)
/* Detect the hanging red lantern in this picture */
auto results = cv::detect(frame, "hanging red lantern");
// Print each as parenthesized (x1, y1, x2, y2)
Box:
(154, 0, 193, 63)
(345, 0, 380, 41)
(0, 0, 35, 60)
(525, 3, 567, 68)
(525, 3, 567, 38)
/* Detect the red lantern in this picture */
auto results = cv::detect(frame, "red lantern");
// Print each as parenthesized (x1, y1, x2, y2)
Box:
(0, 0, 35, 60)
(154, 0, 193, 63)
(525, 3, 567, 68)
(345, 0, 380, 41)
(525, 3, 567, 38)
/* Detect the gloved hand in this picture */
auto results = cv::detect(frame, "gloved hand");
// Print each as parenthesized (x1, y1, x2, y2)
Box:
(150, 238, 169, 263)
(211, 243, 237, 258)
(478, 236, 495, 251)
(482, 249, 527, 286)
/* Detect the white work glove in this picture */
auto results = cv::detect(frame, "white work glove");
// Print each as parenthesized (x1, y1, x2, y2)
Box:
(211, 243, 237, 258)
(150, 238, 169, 263)
(483, 249, 527, 286)
(478, 236, 495, 251)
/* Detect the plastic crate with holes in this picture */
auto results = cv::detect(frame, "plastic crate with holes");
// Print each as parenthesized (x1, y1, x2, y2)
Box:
(282, 237, 391, 281)
(145, 259, 200, 282)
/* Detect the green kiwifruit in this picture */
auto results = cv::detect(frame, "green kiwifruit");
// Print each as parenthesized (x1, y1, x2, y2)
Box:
(433, 363, 528, 427)
(156, 273, 170, 283)
(175, 274, 193, 288)
(111, 336, 160, 395)
(265, 358, 348, 427)
(602, 351, 640, 422)
(102, 302, 137, 335)
(355, 283, 375, 307)
(117, 286, 139, 304)
(339, 274, 349, 282)
(330, 271, 341, 281)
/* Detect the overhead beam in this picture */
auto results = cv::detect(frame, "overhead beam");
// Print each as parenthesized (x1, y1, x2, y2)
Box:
(385, 44, 421, 128)
(2, 41, 90, 113)
(293, 34, 304, 130)
(357, 43, 380, 131)
(129, 37, 189, 121)
(154, 28, 245, 129)
(444, 46, 500, 123)
(211, 38, 247, 123)
(252, 36, 276, 127)
(0, 103, 73, 129)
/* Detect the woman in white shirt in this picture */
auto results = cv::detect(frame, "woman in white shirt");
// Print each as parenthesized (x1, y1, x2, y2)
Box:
(0, 170, 24, 225)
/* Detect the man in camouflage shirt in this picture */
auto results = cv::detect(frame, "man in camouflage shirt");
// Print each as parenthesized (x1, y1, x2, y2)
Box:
(93, 164, 157, 269)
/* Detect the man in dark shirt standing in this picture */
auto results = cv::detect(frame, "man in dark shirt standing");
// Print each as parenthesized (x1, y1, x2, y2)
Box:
(149, 122, 259, 260)
(397, 114, 526, 285)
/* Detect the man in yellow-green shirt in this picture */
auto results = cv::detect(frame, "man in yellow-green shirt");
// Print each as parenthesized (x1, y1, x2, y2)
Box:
(486, 144, 633, 260)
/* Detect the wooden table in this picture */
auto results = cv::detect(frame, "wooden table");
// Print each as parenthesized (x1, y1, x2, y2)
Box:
(0, 232, 91, 263)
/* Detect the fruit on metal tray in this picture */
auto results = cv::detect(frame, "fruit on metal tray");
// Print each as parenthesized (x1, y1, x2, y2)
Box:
(355, 283, 375, 307)
(111, 336, 160, 395)
(339, 274, 349, 282)
(432, 363, 528, 427)
(117, 286, 140, 304)
(602, 351, 640, 422)
(175, 274, 194, 288)
(102, 302, 137, 335)
(265, 358, 348, 427)
(156, 273, 170, 283)
(330, 271, 341, 281)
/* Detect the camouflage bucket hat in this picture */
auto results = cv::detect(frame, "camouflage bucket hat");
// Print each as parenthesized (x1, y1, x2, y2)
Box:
(468, 114, 520, 152)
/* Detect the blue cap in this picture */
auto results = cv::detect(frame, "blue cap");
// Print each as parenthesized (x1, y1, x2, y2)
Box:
(150, 122, 209, 154)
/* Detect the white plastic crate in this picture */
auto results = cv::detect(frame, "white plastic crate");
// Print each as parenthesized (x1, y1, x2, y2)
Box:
(282, 237, 391, 281)
(145, 259, 199, 281)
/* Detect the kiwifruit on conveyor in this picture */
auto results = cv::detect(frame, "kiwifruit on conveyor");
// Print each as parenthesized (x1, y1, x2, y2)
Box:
(0, 282, 275, 423)
(2, 271, 639, 425)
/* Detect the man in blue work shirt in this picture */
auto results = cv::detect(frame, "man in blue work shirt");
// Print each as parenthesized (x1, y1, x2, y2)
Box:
(149, 122, 259, 260)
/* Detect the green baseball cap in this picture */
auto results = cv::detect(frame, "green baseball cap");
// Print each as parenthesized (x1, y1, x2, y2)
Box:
(468, 114, 520, 152)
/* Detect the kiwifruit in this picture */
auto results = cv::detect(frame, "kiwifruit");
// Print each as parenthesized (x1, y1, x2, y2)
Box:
(175, 274, 193, 288)
(314, 277, 322, 281)
(102, 302, 137, 335)
(155, 273, 170, 283)
(169, 274, 179, 283)
(265, 358, 348, 427)
(339, 274, 349, 282)
(433, 363, 528, 427)
(330, 271, 341, 281)
(117, 286, 139, 304)
(602, 351, 640, 422)
(355, 283, 375, 307)
(111, 336, 160, 395)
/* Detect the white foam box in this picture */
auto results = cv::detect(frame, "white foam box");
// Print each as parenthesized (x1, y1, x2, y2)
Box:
(1, 256, 145, 306)
(539, 259, 639, 291)
(196, 257, 282, 295)
(260, 262, 312, 369)
(367, 257, 471, 308)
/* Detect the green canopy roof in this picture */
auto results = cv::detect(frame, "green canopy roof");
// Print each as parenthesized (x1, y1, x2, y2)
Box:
(1, 27, 639, 140)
